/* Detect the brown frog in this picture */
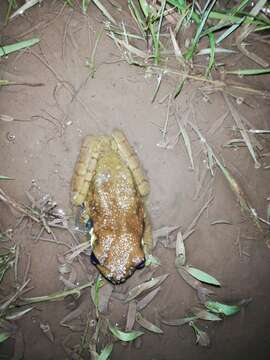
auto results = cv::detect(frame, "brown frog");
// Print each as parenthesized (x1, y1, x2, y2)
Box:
(71, 129, 152, 284)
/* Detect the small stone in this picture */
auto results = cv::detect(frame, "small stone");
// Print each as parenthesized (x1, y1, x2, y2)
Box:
(6, 132, 16, 142)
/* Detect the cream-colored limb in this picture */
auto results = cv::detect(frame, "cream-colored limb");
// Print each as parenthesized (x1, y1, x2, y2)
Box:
(142, 207, 153, 254)
(112, 129, 150, 197)
(71, 136, 101, 206)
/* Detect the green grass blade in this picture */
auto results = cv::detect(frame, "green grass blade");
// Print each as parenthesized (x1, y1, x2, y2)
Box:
(92, 0, 117, 24)
(226, 68, 270, 76)
(0, 332, 11, 343)
(205, 300, 240, 316)
(174, 77, 186, 99)
(21, 282, 93, 304)
(208, 10, 269, 26)
(65, 0, 75, 6)
(10, 0, 40, 20)
(197, 47, 236, 55)
(0, 176, 13, 180)
(82, 0, 91, 14)
(0, 80, 13, 86)
(178, 120, 194, 168)
(185, 0, 218, 60)
(249, 0, 268, 17)
(110, 35, 147, 58)
(186, 266, 221, 286)
(162, 316, 197, 326)
(189, 321, 210, 347)
(255, 24, 270, 32)
(0, 38, 40, 57)
(128, 0, 146, 36)
(97, 344, 113, 360)
(216, 17, 245, 44)
(169, 26, 185, 65)
(138, 0, 149, 17)
(192, 308, 222, 321)
(86, 29, 103, 78)
(5, 306, 33, 320)
(136, 312, 163, 334)
(151, 72, 163, 103)
(224, 95, 261, 168)
(145, 254, 161, 266)
(201, 0, 249, 37)
(108, 322, 144, 342)
(167, 0, 197, 20)
(230, 0, 251, 15)
(205, 32, 215, 77)
(155, 0, 166, 64)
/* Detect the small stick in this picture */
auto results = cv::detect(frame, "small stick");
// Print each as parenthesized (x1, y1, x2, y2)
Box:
(184, 196, 214, 237)
(14, 244, 20, 284)
(224, 94, 261, 168)
(0, 188, 40, 222)
(0, 279, 31, 312)
(40, 214, 51, 234)
(234, 228, 242, 257)
(162, 94, 172, 143)
(62, 11, 73, 60)
(1, 81, 44, 87)
(16, 3, 66, 39)
(157, 94, 172, 148)
(23, 253, 32, 285)
(29, 50, 94, 121)
(34, 226, 44, 242)
(32, 236, 73, 249)
(49, 223, 80, 245)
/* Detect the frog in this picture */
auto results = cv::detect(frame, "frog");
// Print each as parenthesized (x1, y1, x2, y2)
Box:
(71, 129, 152, 284)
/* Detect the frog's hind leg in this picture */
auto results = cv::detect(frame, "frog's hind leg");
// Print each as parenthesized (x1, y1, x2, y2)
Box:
(112, 129, 150, 197)
(143, 208, 153, 254)
(71, 135, 101, 206)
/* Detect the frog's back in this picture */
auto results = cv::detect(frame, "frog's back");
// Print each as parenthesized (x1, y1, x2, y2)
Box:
(93, 149, 140, 217)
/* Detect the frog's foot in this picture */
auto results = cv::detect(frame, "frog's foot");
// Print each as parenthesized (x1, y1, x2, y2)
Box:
(143, 208, 153, 254)
(112, 129, 150, 197)
(71, 135, 102, 206)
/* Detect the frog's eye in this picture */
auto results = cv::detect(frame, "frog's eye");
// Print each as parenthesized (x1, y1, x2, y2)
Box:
(90, 252, 100, 265)
(135, 258, 145, 269)
(85, 219, 93, 232)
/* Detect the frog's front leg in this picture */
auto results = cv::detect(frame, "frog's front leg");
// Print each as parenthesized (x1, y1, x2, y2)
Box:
(71, 136, 101, 206)
(112, 129, 150, 197)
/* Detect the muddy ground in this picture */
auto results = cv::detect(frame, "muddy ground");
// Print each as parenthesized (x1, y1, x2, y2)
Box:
(0, 1, 270, 359)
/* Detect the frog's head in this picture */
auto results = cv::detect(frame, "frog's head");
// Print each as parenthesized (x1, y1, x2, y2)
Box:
(90, 233, 145, 284)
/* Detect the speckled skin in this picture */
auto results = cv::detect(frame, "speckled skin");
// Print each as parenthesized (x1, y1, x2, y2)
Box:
(71, 130, 152, 284)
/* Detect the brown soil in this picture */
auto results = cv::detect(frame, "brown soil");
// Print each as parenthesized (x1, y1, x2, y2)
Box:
(1, 1, 270, 359)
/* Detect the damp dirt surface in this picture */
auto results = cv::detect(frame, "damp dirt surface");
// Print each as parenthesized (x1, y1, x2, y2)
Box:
(1, 1, 270, 359)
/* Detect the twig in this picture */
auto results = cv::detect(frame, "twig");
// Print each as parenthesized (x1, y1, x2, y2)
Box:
(0, 279, 31, 312)
(224, 94, 261, 168)
(33, 236, 73, 249)
(14, 245, 20, 284)
(184, 196, 214, 237)
(28, 49, 93, 120)
(23, 253, 32, 285)
(0, 188, 40, 222)
(1, 81, 45, 87)
(157, 94, 172, 148)
(62, 10, 73, 60)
